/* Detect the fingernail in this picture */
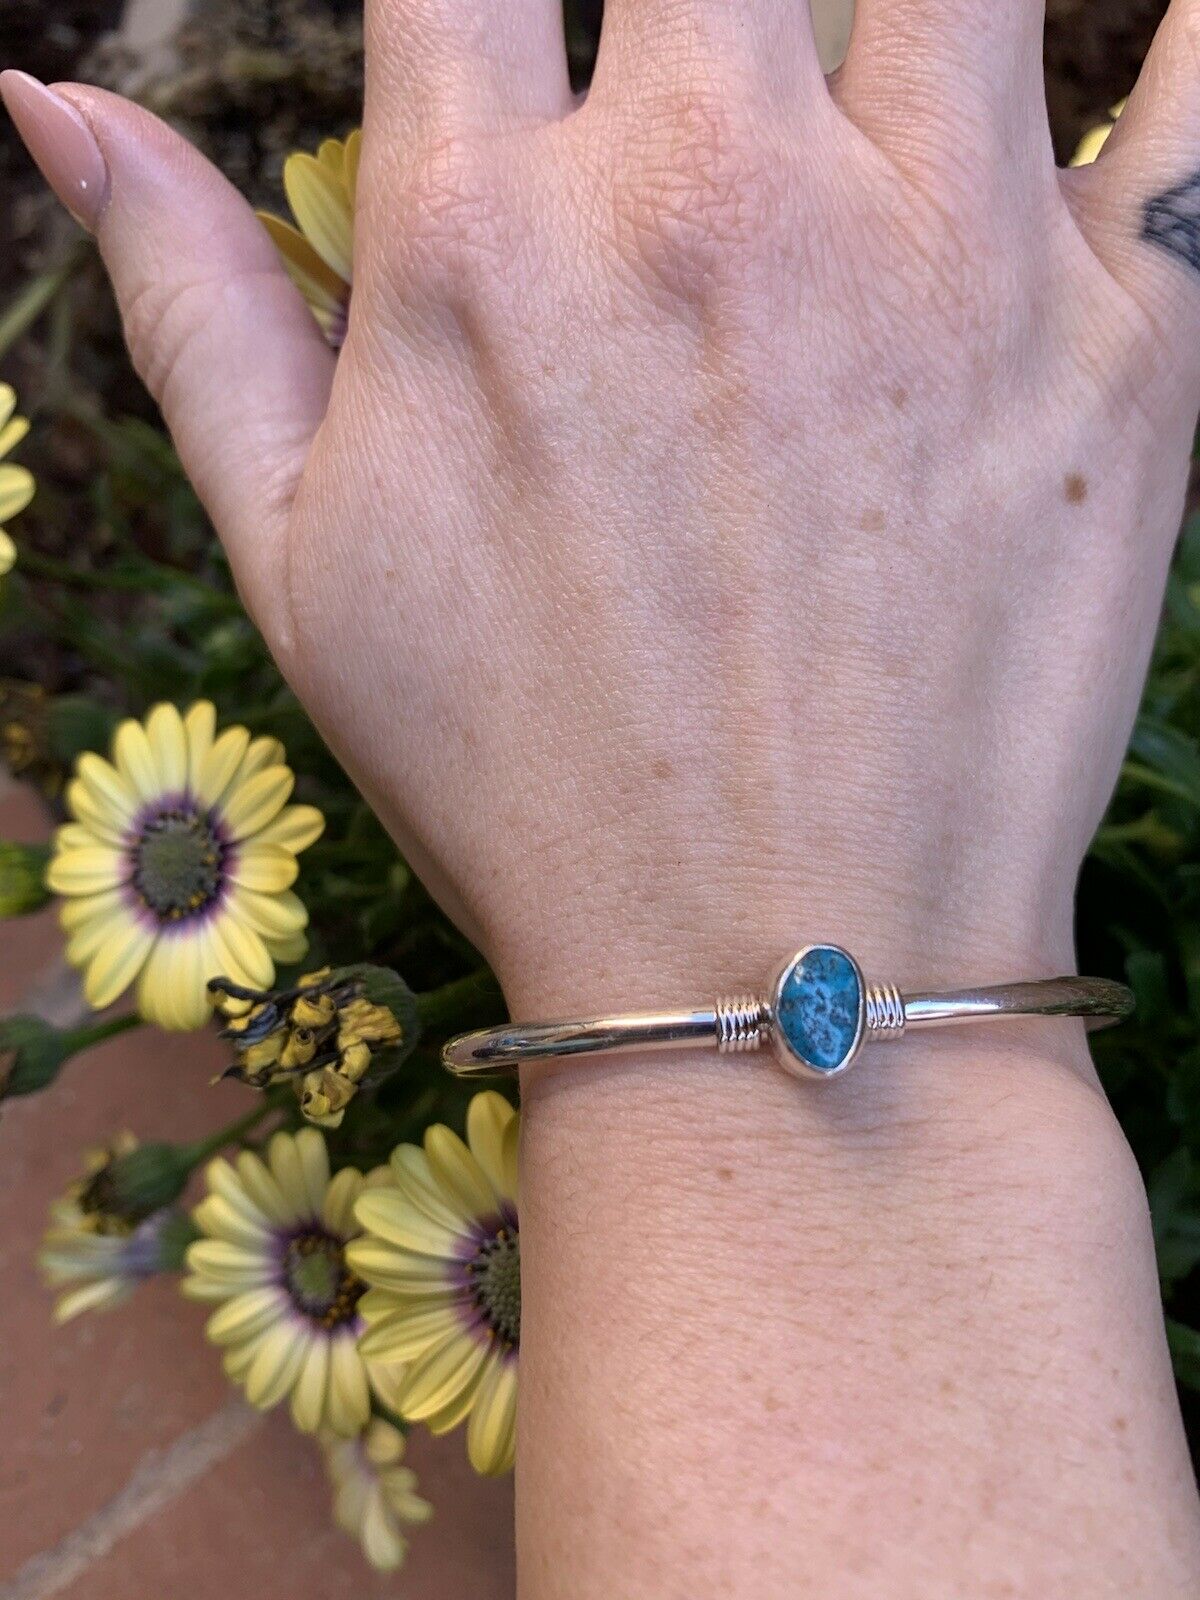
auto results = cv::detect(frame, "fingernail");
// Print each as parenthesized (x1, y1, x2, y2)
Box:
(0, 70, 108, 230)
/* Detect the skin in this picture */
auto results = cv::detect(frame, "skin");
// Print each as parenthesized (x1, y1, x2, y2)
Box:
(5, 0, 1200, 1589)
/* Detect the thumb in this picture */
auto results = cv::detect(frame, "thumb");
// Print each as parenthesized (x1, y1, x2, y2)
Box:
(0, 72, 336, 634)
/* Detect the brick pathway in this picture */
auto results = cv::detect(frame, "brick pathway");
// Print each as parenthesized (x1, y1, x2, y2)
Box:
(0, 779, 515, 1599)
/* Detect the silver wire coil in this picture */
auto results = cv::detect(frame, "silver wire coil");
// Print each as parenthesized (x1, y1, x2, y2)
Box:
(865, 982, 906, 1041)
(715, 995, 766, 1052)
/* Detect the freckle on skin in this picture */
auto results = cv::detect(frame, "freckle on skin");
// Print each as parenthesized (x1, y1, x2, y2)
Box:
(716, 1166, 733, 1182)
(860, 507, 885, 533)
(1064, 472, 1088, 504)
(889, 386, 908, 410)
(651, 758, 674, 782)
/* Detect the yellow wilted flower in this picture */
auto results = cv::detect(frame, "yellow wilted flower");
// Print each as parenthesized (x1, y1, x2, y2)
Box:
(0, 383, 35, 574)
(46, 701, 323, 1029)
(211, 967, 406, 1130)
(1070, 100, 1127, 168)
(259, 131, 359, 347)
(322, 1418, 433, 1571)
(39, 1135, 190, 1322)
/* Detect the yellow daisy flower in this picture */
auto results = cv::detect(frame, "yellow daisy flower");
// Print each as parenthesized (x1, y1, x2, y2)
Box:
(0, 383, 35, 575)
(46, 701, 323, 1030)
(183, 1128, 392, 1436)
(1069, 99, 1127, 168)
(260, 131, 359, 348)
(39, 1135, 184, 1323)
(348, 1092, 520, 1477)
(322, 1418, 433, 1572)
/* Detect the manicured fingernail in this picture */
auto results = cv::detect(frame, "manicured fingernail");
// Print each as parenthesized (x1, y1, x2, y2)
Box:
(0, 70, 108, 230)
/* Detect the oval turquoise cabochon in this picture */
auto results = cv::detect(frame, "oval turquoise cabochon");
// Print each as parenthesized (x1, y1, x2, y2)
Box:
(775, 945, 863, 1074)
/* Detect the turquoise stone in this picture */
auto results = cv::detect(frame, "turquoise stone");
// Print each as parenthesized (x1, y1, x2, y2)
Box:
(777, 946, 862, 1073)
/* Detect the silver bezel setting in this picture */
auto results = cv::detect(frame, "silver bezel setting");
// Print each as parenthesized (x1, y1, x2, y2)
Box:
(768, 943, 867, 1081)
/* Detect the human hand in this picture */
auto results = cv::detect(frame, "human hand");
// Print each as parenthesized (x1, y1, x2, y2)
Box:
(5, 1, 1200, 1022)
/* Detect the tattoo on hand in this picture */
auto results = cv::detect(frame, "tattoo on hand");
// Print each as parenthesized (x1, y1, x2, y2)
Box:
(1142, 171, 1200, 274)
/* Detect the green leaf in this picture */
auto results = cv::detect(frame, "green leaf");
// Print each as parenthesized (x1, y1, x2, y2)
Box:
(0, 841, 51, 915)
(1166, 1319, 1200, 1393)
(1128, 718, 1200, 808)
(46, 695, 119, 766)
(78, 1142, 197, 1223)
(0, 1015, 73, 1099)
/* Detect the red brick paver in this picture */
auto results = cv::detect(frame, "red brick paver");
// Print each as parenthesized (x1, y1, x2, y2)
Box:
(0, 783, 515, 1598)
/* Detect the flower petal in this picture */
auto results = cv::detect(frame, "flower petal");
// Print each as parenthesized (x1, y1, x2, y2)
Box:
(322, 1167, 364, 1238)
(0, 414, 29, 464)
(259, 212, 349, 318)
(82, 917, 155, 1009)
(63, 779, 128, 846)
(205, 1286, 288, 1345)
(186, 1239, 275, 1287)
(193, 1194, 272, 1251)
(358, 1303, 464, 1363)
(112, 718, 161, 803)
(293, 1127, 332, 1218)
(0, 463, 34, 522)
(466, 1091, 518, 1209)
(226, 885, 308, 940)
(47, 845, 127, 896)
(233, 1149, 294, 1225)
(221, 765, 295, 840)
(388, 1143, 474, 1234)
(395, 1327, 489, 1423)
(466, 1350, 518, 1475)
(424, 1125, 496, 1220)
(267, 1129, 320, 1217)
(327, 1331, 372, 1435)
(59, 885, 127, 934)
(183, 701, 217, 794)
(145, 703, 188, 794)
(226, 842, 299, 893)
(204, 1156, 276, 1232)
(193, 724, 251, 810)
(253, 804, 325, 854)
(136, 930, 213, 1030)
(207, 910, 274, 991)
(284, 152, 353, 281)
(244, 1321, 310, 1410)
(290, 1333, 331, 1434)
(76, 752, 138, 829)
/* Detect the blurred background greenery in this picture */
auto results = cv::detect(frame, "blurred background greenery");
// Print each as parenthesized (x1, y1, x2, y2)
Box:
(2, 0, 1199, 1460)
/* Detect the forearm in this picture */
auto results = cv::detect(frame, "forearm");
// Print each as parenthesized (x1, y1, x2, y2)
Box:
(518, 1028, 1200, 1597)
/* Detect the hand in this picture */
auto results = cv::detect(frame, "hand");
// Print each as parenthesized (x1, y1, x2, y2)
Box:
(7, 7, 1200, 1593)
(5, 2, 1199, 1021)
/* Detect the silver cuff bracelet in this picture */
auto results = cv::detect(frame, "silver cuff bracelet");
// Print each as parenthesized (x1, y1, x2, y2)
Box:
(442, 942, 1134, 1080)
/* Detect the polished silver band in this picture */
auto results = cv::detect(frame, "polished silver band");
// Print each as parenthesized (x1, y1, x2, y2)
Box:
(442, 942, 1134, 1081)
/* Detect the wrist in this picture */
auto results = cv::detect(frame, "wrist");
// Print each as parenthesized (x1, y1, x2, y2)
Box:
(492, 847, 1081, 1023)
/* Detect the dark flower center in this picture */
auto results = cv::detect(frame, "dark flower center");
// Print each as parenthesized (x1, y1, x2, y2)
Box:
(283, 1231, 365, 1329)
(468, 1225, 520, 1349)
(133, 807, 225, 919)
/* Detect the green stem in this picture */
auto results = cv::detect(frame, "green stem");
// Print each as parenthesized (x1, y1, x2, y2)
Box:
(184, 1101, 277, 1168)
(15, 546, 242, 611)
(416, 968, 504, 1035)
(0, 240, 89, 359)
(66, 1011, 142, 1052)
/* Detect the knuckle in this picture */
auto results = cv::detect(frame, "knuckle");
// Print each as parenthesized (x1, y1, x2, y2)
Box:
(388, 135, 514, 292)
(609, 83, 782, 300)
(121, 267, 275, 410)
(121, 273, 209, 404)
